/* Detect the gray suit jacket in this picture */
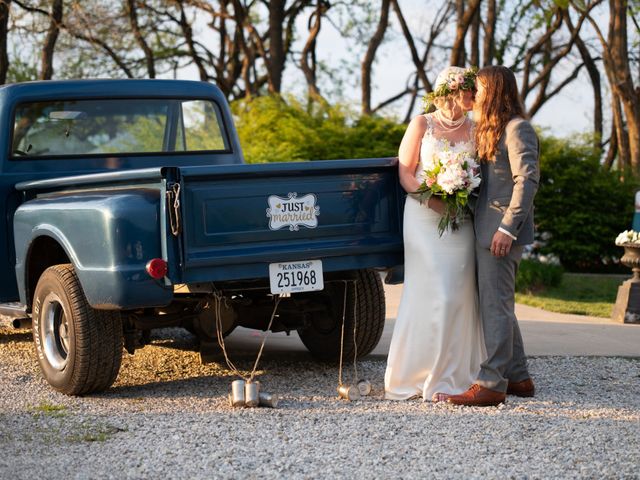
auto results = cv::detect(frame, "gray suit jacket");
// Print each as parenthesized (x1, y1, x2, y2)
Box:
(474, 117, 540, 249)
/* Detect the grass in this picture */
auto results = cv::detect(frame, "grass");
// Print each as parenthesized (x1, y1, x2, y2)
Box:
(26, 402, 125, 443)
(30, 401, 67, 418)
(67, 424, 126, 443)
(515, 273, 625, 318)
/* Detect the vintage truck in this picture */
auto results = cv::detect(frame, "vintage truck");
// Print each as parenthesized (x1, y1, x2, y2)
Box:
(0, 79, 404, 395)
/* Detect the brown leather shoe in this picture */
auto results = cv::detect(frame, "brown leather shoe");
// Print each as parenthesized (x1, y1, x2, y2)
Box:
(447, 384, 506, 407)
(507, 378, 535, 397)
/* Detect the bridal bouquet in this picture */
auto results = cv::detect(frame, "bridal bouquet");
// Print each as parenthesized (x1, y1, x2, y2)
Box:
(414, 144, 481, 236)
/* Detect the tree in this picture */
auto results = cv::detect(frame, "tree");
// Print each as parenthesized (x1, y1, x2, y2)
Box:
(572, 0, 640, 172)
(450, 0, 481, 66)
(361, 0, 390, 115)
(0, 0, 10, 84)
(126, 0, 155, 78)
(39, 0, 62, 80)
(565, 8, 603, 151)
(482, 0, 497, 66)
(300, 1, 329, 103)
(389, 0, 453, 120)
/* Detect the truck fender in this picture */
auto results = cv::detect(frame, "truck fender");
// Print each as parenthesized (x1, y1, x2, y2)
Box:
(14, 190, 173, 310)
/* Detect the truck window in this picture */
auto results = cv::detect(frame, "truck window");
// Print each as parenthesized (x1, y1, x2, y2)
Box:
(11, 99, 228, 158)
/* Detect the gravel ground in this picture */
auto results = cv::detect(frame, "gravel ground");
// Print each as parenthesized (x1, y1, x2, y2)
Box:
(1, 325, 639, 479)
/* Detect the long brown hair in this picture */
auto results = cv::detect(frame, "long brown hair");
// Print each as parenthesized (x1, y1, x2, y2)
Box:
(474, 66, 526, 161)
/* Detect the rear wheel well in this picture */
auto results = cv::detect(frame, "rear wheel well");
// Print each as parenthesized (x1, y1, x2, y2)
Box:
(26, 237, 71, 310)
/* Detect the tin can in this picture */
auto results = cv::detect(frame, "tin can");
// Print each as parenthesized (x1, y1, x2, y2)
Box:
(258, 392, 279, 408)
(245, 381, 260, 407)
(230, 379, 246, 407)
(357, 379, 372, 396)
(337, 384, 361, 401)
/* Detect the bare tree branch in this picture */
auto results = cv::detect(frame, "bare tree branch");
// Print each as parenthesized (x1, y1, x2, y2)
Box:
(450, 0, 481, 66)
(126, 0, 155, 78)
(390, 0, 430, 92)
(470, 3, 480, 66)
(372, 85, 413, 114)
(300, 1, 328, 102)
(361, 0, 390, 115)
(0, 0, 11, 84)
(176, 0, 209, 81)
(528, 61, 584, 117)
(40, 0, 62, 80)
(564, 8, 603, 146)
(482, 0, 496, 66)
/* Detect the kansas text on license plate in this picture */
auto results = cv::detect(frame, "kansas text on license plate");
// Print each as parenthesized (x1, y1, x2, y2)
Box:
(269, 260, 324, 294)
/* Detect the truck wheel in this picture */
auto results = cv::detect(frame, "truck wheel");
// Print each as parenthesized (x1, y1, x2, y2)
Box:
(298, 269, 385, 361)
(32, 264, 123, 395)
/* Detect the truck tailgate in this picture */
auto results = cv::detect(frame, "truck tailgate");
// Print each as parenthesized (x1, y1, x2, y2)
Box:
(175, 158, 404, 283)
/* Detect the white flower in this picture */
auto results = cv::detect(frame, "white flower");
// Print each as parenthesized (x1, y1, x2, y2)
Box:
(450, 143, 465, 156)
(468, 173, 481, 190)
(615, 230, 640, 245)
(437, 165, 464, 194)
(423, 153, 438, 170)
(440, 149, 455, 166)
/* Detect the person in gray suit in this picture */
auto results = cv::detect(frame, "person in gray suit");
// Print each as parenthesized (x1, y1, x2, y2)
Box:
(449, 65, 540, 407)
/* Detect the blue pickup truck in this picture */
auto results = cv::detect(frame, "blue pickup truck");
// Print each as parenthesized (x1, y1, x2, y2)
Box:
(0, 79, 404, 395)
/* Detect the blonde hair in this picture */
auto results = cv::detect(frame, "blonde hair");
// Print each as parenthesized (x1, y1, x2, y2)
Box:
(474, 66, 526, 161)
(432, 89, 466, 113)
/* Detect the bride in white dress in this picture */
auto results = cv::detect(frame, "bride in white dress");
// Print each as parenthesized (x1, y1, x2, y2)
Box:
(384, 66, 487, 402)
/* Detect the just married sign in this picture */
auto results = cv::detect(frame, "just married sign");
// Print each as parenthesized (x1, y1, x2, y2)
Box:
(266, 192, 320, 231)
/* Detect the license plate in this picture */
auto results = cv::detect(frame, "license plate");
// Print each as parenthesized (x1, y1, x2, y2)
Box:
(269, 260, 324, 294)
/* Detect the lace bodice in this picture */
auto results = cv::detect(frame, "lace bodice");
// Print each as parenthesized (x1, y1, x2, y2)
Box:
(417, 113, 475, 180)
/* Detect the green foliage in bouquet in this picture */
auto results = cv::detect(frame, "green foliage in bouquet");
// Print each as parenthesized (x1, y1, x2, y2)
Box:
(534, 134, 637, 272)
(231, 95, 405, 163)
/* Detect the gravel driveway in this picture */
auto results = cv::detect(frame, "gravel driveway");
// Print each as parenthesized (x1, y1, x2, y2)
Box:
(1, 325, 638, 479)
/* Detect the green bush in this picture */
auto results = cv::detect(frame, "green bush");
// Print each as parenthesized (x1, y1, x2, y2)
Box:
(515, 259, 564, 293)
(231, 95, 405, 163)
(534, 134, 638, 272)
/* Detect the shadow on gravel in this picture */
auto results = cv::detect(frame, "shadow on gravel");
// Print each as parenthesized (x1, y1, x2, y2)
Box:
(204, 350, 315, 362)
(0, 329, 31, 344)
(106, 375, 233, 399)
(106, 357, 354, 401)
(145, 338, 317, 362)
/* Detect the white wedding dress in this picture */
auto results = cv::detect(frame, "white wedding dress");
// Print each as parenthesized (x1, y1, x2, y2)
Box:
(384, 114, 487, 401)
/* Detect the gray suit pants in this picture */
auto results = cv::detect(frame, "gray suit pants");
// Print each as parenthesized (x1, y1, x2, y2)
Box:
(475, 243, 529, 392)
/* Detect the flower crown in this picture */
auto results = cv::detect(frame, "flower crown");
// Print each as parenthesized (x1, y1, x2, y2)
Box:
(422, 66, 478, 112)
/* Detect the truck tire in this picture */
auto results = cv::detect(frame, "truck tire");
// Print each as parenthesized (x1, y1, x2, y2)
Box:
(298, 269, 385, 362)
(32, 264, 123, 395)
